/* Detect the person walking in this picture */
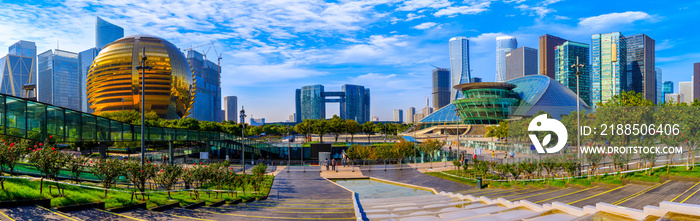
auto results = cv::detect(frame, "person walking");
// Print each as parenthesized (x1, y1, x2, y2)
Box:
(324, 158, 330, 171)
(331, 158, 336, 171)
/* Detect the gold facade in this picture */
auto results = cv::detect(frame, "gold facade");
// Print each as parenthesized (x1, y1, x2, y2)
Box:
(87, 35, 195, 119)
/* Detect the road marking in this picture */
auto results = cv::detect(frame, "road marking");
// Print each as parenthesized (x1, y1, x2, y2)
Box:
(567, 185, 626, 205)
(479, 188, 525, 197)
(148, 210, 215, 221)
(232, 205, 354, 210)
(671, 180, 700, 202)
(37, 206, 82, 221)
(498, 189, 544, 198)
(253, 203, 353, 206)
(195, 209, 356, 220)
(511, 188, 570, 201)
(0, 210, 15, 221)
(613, 181, 670, 205)
(534, 186, 599, 203)
(681, 186, 700, 203)
(97, 209, 148, 221)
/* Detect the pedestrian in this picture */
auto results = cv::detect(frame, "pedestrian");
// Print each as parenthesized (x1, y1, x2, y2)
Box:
(325, 158, 330, 171)
(510, 152, 514, 158)
(331, 158, 336, 171)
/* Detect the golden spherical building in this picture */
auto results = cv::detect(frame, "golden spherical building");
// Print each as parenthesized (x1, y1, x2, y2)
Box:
(87, 35, 195, 119)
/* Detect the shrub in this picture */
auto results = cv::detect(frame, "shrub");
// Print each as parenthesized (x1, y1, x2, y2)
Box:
(155, 164, 183, 198)
(28, 142, 67, 196)
(92, 158, 124, 198)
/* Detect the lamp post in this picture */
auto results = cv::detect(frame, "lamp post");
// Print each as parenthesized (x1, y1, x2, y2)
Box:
(240, 107, 246, 173)
(136, 47, 151, 167)
(572, 56, 585, 162)
(455, 109, 460, 160)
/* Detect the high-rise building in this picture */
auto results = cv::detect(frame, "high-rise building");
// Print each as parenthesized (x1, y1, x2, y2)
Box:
(666, 93, 683, 104)
(224, 96, 238, 123)
(96, 17, 124, 50)
(591, 32, 627, 107)
(449, 37, 471, 101)
(496, 36, 517, 82)
(250, 118, 265, 126)
(371, 116, 379, 122)
(414, 113, 424, 122)
(407, 107, 415, 124)
(0, 54, 35, 98)
(8, 40, 37, 58)
(79, 48, 98, 113)
(37, 49, 81, 110)
(679, 81, 693, 104)
(626, 34, 656, 103)
(554, 41, 590, 105)
(187, 50, 221, 122)
(505, 46, 537, 81)
(220, 110, 225, 122)
(471, 77, 482, 83)
(539, 34, 567, 79)
(422, 107, 433, 117)
(393, 109, 403, 123)
(289, 114, 295, 123)
(694, 63, 700, 101)
(656, 68, 663, 104)
(663, 81, 674, 99)
(432, 68, 450, 110)
(296, 84, 370, 122)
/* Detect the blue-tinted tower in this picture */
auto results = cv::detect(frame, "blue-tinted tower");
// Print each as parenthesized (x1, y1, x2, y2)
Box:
(96, 17, 124, 50)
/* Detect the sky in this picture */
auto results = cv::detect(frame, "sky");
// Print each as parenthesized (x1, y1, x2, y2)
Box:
(0, 0, 699, 122)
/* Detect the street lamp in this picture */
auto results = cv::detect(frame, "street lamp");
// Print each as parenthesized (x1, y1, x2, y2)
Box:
(240, 107, 246, 173)
(572, 56, 585, 163)
(136, 47, 151, 167)
(455, 109, 460, 160)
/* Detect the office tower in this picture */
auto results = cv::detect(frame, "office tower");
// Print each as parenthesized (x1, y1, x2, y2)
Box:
(220, 110, 224, 122)
(505, 46, 537, 81)
(656, 68, 663, 104)
(96, 17, 124, 49)
(539, 34, 567, 79)
(372, 116, 379, 122)
(679, 81, 693, 104)
(449, 37, 471, 100)
(626, 34, 656, 103)
(591, 32, 627, 107)
(432, 68, 450, 109)
(289, 114, 295, 122)
(666, 93, 683, 104)
(496, 36, 517, 82)
(295, 89, 302, 123)
(471, 77, 482, 83)
(663, 81, 673, 103)
(554, 41, 590, 105)
(8, 40, 37, 58)
(224, 96, 238, 123)
(296, 84, 370, 123)
(422, 107, 433, 116)
(393, 109, 403, 123)
(250, 118, 265, 126)
(187, 50, 222, 122)
(37, 49, 80, 110)
(694, 63, 700, 101)
(78, 48, 98, 113)
(407, 107, 415, 124)
(414, 113, 424, 122)
(0, 54, 35, 98)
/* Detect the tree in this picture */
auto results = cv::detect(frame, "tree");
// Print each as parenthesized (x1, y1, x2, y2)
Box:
(418, 139, 445, 163)
(346, 120, 360, 142)
(328, 115, 346, 143)
(312, 119, 329, 143)
(125, 160, 157, 199)
(28, 143, 67, 196)
(540, 157, 560, 179)
(294, 119, 312, 142)
(66, 155, 89, 184)
(155, 164, 183, 199)
(392, 139, 415, 167)
(519, 159, 538, 180)
(361, 121, 375, 142)
(92, 158, 124, 197)
(0, 141, 29, 190)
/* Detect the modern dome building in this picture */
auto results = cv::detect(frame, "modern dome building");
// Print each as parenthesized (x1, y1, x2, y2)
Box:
(409, 75, 589, 135)
(86, 35, 194, 119)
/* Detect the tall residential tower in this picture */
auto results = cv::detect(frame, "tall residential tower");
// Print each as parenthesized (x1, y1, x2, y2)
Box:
(539, 34, 567, 79)
(496, 36, 517, 82)
(626, 34, 656, 103)
(432, 68, 450, 110)
(224, 96, 238, 123)
(449, 37, 471, 101)
(591, 32, 627, 107)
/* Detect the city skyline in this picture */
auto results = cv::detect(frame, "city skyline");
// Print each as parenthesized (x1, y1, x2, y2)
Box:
(0, 1, 698, 122)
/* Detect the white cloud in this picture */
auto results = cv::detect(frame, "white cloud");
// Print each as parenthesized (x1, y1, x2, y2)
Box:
(578, 11, 652, 31)
(656, 39, 675, 51)
(553, 15, 570, 20)
(434, 1, 491, 17)
(405, 13, 425, 21)
(515, 4, 555, 18)
(397, 0, 451, 11)
(413, 22, 438, 29)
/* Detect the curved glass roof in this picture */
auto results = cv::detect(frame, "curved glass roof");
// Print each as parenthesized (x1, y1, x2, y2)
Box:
(507, 75, 590, 119)
(419, 103, 460, 123)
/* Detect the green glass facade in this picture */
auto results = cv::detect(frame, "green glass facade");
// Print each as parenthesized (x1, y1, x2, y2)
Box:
(555, 41, 590, 106)
(453, 82, 520, 124)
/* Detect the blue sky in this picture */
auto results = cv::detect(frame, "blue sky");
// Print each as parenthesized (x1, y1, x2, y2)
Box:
(0, 0, 698, 122)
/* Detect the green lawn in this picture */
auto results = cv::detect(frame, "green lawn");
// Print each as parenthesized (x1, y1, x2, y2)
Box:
(0, 175, 274, 209)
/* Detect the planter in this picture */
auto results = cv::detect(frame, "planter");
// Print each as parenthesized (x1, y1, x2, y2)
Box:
(228, 199, 242, 205)
(55, 202, 105, 212)
(256, 195, 268, 201)
(183, 201, 206, 209)
(150, 202, 180, 212)
(107, 202, 147, 213)
(208, 200, 226, 207)
(0, 199, 50, 208)
(660, 175, 700, 183)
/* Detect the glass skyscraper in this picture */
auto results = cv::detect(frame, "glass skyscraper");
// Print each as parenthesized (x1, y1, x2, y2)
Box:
(224, 96, 237, 123)
(432, 68, 450, 110)
(496, 36, 517, 82)
(79, 48, 98, 113)
(591, 32, 627, 107)
(656, 68, 663, 104)
(187, 50, 221, 122)
(663, 80, 673, 97)
(8, 40, 37, 58)
(96, 17, 124, 50)
(626, 34, 656, 103)
(505, 46, 537, 81)
(2, 40, 37, 99)
(555, 41, 590, 105)
(449, 37, 471, 101)
(38, 49, 81, 111)
(539, 34, 567, 79)
(296, 84, 370, 123)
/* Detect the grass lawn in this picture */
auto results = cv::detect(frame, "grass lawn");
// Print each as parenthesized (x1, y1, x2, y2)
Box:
(0, 175, 274, 209)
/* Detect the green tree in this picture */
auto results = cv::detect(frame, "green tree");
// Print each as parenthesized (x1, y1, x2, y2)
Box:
(0, 141, 29, 190)
(155, 164, 183, 198)
(294, 119, 312, 142)
(66, 155, 89, 184)
(345, 120, 360, 142)
(125, 160, 157, 199)
(92, 158, 124, 197)
(28, 143, 67, 196)
(418, 139, 445, 163)
(328, 115, 346, 143)
(361, 121, 375, 142)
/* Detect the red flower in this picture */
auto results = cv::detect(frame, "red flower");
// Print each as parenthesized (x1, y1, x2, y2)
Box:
(160, 170, 163, 172)
(34, 145, 37, 148)
(200, 162, 203, 165)
(90, 161, 93, 163)
(39, 143, 43, 146)
(193, 163, 196, 166)
(9, 143, 14, 147)
(142, 170, 144, 172)
(49, 135, 52, 138)
(52, 147, 55, 151)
